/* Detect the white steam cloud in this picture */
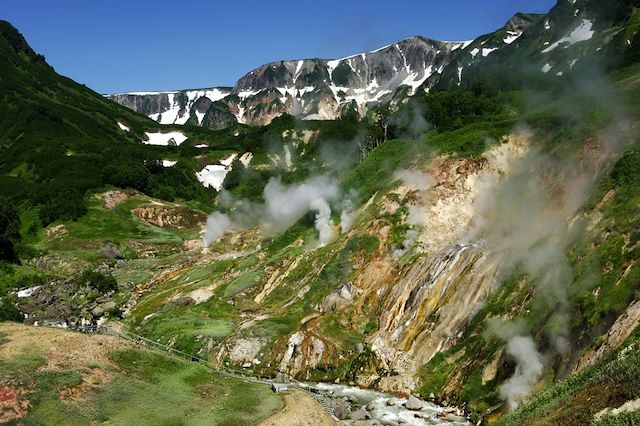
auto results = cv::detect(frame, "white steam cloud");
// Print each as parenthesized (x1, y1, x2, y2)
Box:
(394, 169, 432, 192)
(500, 336, 544, 410)
(475, 118, 631, 408)
(340, 199, 355, 233)
(203, 212, 234, 245)
(393, 169, 433, 258)
(203, 175, 348, 248)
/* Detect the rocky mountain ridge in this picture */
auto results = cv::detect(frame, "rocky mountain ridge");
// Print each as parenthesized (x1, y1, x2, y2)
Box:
(109, 0, 635, 131)
(107, 36, 472, 128)
(105, 11, 553, 130)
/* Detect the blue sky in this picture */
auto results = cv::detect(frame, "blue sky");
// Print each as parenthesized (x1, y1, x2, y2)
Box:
(2, 0, 556, 93)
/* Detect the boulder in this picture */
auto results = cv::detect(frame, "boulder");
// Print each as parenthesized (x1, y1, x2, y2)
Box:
(351, 409, 371, 421)
(100, 243, 124, 260)
(174, 297, 196, 307)
(101, 301, 116, 312)
(334, 402, 351, 420)
(355, 343, 365, 353)
(320, 283, 355, 312)
(405, 395, 423, 410)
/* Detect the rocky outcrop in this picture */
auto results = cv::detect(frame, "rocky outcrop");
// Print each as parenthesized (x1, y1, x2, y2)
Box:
(278, 331, 327, 377)
(132, 204, 206, 229)
(100, 242, 124, 260)
(201, 100, 237, 130)
(574, 299, 640, 372)
(227, 338, 266, 365)
(320, 283, 355, 313)
(17, 274, 121, 326)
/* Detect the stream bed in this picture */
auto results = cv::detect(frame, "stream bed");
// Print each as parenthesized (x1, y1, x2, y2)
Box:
(303, 383, 471, 425)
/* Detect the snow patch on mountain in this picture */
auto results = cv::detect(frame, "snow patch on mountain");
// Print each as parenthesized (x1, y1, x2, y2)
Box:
(482, 47, 499, 57)
(143, 131, 188, 146)
(195, 154, 237, 191)
(450, 40, 474, 51)
(117, 122, 130, 132)
(503, 31, 522, 44)
(219, 154, 237, 167)
(239, 152, 253, 167)
(541, 19, 594, 53)
(196, 165, 229, 191)
(402, 65, 434, 95)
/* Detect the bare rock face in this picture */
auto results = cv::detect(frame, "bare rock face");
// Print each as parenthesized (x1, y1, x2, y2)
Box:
(320, 283, 355, 312)
(376, 242, 499, 367)
(108, 93, 172, 117)
(133, 205, 206, 229)
(574, 299, 640, 372)
(227, 338, 266, 365)
(102, 190, 128, 209)
(278, 331, 327, 376)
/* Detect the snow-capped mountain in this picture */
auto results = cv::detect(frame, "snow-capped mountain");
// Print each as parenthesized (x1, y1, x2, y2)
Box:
(108, 88, 231, 126)
(108, 2, 615, 131)
(434, 0, 631, 91)
(106, 37, 470, 129)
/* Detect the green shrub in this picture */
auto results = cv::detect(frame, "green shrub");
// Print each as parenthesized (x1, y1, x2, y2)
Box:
(0, 200, 21, 263)
(78, 270, 118, 293)
(0, 296, 23, 322)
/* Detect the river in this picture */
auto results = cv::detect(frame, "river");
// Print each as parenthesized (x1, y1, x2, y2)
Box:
(303, 383, 471, 425)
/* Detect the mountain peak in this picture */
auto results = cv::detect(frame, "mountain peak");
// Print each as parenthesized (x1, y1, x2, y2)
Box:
(505, 12, 544, 31)
(0, 20, 48, 66)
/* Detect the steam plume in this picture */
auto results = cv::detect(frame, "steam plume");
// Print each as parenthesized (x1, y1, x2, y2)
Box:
(203, 176, 341, 248)
(500, 336, 544, 410)
(392, 169, 432, 258)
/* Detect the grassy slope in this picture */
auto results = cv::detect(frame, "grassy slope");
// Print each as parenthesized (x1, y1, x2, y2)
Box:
(495, 328, 640, 426)
(0, 323, 282, 425)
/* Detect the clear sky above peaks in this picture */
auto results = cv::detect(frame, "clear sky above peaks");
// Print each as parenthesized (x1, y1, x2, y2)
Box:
(2, 0, 556, 93)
